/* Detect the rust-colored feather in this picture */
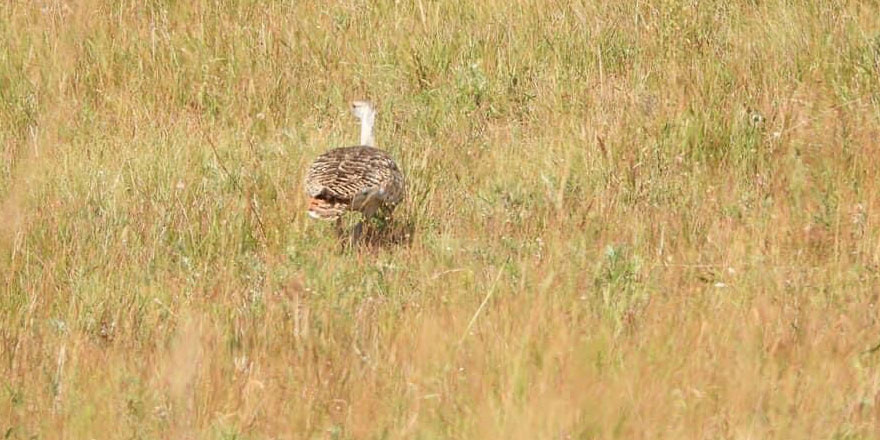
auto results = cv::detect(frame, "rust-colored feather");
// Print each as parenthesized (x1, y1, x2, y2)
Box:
(307, 197, 348, 220)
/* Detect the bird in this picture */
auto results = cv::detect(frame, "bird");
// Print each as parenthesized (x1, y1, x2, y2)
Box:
(304, 101, 405, 237)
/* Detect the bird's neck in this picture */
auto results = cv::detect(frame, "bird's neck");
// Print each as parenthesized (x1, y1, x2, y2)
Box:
(360, 115, 375, 147)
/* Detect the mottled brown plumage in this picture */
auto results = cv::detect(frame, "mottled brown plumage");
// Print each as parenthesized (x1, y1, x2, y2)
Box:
(304, 101, 405, 221)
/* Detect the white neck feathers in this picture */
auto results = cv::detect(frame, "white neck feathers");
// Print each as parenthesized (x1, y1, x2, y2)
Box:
(360, 114, 375, 147)
(352, 101, 377, 147)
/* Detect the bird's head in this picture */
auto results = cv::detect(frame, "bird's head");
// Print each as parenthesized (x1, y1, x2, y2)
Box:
(351, 100, 376, 122)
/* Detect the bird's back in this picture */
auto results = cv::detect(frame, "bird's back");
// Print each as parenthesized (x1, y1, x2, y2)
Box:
(304, 146, 404, 220)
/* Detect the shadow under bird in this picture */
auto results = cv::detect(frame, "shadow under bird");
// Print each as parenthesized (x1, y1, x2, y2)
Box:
(304, 101, 405, 239)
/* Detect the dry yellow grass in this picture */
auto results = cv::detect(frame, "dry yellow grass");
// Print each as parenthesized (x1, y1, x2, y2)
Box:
(2, 0, 880, 438)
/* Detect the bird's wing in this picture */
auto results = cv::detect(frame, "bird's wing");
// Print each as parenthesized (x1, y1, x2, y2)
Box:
(304, 146, 400, 202)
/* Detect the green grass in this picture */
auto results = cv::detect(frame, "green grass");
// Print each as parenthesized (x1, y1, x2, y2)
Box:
(2, 0, 880, 438)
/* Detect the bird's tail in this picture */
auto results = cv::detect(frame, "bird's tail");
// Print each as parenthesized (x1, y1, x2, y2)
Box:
(307, 197, 347, 220)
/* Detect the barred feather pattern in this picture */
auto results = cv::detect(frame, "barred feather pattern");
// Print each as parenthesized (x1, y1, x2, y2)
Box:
(304, 145, 405, 220)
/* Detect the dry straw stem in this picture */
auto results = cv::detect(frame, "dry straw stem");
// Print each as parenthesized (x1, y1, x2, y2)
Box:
(202, 126, 269, 245)
(460, 263, 506, 344)
(2, 0, 880, 438)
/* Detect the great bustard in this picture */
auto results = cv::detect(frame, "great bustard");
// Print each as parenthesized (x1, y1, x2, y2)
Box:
(304, 101, 405, 229)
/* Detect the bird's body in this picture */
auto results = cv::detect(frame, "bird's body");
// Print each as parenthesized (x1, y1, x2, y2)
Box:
(304, 101, 405, 222)
(305, 145, 404, 220)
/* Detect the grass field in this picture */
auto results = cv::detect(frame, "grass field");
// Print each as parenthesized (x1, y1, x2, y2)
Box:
(2, 0, 880, 438)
